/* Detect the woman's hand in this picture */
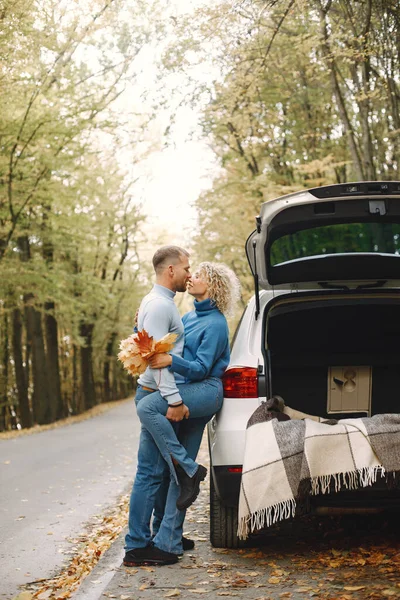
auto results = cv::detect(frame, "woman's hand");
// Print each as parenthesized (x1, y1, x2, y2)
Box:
(148, 353, 173, 369)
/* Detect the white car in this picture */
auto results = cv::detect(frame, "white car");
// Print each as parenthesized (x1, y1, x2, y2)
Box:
(208, 181, 400, 548)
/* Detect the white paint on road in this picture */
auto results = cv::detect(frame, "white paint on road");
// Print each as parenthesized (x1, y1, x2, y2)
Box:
(0, 400, 140, 600)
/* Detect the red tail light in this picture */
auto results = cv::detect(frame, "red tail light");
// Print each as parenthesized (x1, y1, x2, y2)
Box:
(222, 367, 258, 398)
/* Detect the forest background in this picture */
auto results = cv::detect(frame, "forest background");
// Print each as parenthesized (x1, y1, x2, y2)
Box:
(1, 0, 399, 431)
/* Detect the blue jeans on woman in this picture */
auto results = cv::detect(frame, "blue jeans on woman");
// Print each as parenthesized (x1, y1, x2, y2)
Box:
(125, 378, 223, 556)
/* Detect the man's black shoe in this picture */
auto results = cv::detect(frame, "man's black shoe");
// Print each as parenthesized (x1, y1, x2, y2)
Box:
(182, 536, 195, 551)
(150, 535, 194, 554)
(178, 536, 195, 558)
(176, 464, 207, 511)
(123, 544, 178, 566)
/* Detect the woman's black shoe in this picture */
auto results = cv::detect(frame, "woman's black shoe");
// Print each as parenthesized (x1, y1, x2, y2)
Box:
(176, 464, 207, 510)
(123, 544, 178, 566)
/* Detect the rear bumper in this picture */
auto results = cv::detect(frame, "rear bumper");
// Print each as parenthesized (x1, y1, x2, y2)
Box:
(208, 398, 260, 466)
(310, 481, 400, 513)
(212, 466, 400, 512)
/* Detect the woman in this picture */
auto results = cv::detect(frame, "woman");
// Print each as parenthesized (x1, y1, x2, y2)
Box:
(125, 261, 240, 563)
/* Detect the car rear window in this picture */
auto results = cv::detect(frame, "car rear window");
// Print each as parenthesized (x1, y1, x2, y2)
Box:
(270, 222, 400, 266)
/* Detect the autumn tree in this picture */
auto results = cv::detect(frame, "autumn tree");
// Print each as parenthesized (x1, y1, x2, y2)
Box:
(165, 0, 400, 302)
(0, 0, 158, 429)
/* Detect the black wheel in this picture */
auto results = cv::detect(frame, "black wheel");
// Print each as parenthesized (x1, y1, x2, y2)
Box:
(210, 469, 243, 548)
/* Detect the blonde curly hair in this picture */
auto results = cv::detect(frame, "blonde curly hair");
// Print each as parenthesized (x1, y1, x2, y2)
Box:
(196, 262, 241, 316)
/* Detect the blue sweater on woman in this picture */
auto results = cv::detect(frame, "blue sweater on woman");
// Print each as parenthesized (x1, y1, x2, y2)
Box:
(171, 298, 230, 384)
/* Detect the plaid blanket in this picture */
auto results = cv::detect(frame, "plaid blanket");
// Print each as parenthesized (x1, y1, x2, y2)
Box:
(238, 412, 400, 539)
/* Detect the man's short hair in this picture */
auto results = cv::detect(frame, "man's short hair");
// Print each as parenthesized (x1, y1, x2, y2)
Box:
(152, 245, 189, 274)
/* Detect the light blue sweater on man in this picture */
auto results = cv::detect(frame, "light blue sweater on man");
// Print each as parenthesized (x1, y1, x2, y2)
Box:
(137, 284, 184, 405)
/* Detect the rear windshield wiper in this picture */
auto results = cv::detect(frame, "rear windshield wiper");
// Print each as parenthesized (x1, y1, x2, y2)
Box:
(356, 280, 387, 289)
(318, 281, 350, 290)
(318, 280, 387, 290)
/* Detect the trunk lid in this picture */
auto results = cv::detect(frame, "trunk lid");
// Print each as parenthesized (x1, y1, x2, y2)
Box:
(246, 181, 400, 291)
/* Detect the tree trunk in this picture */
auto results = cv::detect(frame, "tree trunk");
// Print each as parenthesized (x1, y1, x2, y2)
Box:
(44, 302, 63, 420)
(0, 311, 9, 431)
(317, 3, 364, 180)
(71, 343, 81, 414)
(113, 353, 128, 400)
(25, 297, 53, 424)
(79, 322, 96, 410)
(41, 210, 63, 419)
(12, 307, 32, 428)
(357, 0, 375, 180)
(387, 74, 400, 177)
(103, 332, 117, 402)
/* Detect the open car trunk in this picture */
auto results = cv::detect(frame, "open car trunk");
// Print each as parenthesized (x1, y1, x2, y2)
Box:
(267, 292, 400, 420)
(265, 291, 400, 512)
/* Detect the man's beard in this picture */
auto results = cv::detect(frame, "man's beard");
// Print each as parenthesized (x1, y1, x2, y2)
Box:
(175, 282, 187, 293)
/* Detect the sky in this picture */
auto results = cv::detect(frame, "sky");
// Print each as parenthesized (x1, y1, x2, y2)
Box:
(127, 0, 220, 248)
(76, 0, 222, 252)
(135, 107, 218, 245)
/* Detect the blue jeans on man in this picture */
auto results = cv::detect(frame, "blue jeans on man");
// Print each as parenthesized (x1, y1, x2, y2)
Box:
(125, 378, 223, 556)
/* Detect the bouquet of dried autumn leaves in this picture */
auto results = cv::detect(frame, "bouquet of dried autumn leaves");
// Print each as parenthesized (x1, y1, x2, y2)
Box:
(118, 329, 178, 376)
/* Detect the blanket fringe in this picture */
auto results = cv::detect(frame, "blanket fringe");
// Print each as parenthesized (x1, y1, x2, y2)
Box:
(310, 466, 385, 496)
(238, 498, 296, 540)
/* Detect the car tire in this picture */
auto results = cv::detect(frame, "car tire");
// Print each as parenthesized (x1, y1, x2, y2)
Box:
(210, 470, 244, 548)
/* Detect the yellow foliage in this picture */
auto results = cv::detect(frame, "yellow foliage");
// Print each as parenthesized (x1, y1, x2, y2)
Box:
(118, 330, 178, 377)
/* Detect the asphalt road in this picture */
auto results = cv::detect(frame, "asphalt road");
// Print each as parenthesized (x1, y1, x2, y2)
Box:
(73, 435, 400, 600)
(0, 399, 140, 600)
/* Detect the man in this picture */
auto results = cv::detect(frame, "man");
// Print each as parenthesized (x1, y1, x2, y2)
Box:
(124, 245, 205, 566)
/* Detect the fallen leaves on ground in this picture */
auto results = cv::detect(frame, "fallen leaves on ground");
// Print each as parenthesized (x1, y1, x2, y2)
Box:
(139, 584, 149, 591)
(18, 434, 400, 600)
(25, 494, 130, 599)
(343, 586, 366, 591)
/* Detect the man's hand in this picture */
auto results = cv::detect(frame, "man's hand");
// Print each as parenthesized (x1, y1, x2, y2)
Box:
(166, 403, 190, 422)
(149, 353, 172, 369)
